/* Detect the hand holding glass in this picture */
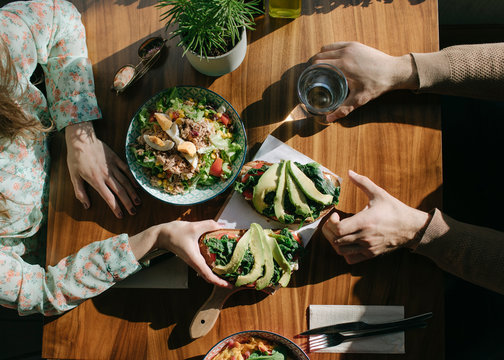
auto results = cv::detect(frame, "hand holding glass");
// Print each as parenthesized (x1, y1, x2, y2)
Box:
(297, 63, 348, 116)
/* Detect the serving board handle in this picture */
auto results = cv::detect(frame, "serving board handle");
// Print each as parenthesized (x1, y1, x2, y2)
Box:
(190, 285, 239, 339)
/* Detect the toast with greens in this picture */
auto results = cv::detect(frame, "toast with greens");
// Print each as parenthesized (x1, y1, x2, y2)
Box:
(199, 223, 303, 289)
(234, 160, 341, 225)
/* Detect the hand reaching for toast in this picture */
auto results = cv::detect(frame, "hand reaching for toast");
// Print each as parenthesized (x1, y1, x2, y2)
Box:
(128, 220, 232, 288)
(156, 220, 232, 288)
(322, 170, 431, 264)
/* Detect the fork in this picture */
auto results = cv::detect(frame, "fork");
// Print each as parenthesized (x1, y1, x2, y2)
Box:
(308, 320, 428, 352)
(298, 312, 433, 336)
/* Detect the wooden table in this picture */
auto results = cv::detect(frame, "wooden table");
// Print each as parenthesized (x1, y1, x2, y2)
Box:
(43, 0, 444, 359)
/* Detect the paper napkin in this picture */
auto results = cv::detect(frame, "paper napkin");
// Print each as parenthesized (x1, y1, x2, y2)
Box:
(217, 135, 339, 247)
(308, 305, 405, 353)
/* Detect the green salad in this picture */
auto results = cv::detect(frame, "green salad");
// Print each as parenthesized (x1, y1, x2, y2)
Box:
(130, 88, 242, 195)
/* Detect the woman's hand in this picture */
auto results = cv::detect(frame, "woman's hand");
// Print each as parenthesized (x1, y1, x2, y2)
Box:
(65, 122, 141, 218)
(322, 170, 430, 264)
(312, 42, 419, 122)
(156, 220, 230, 287)
(129, 220, 230, 288)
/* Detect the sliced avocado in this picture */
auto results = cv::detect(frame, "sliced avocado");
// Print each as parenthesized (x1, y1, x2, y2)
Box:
(286, 173, 312, 218)
(254, 224, 274, 290)
(252, 163, 280, 214)
(213, 229, 252, 275)
(264, 230, 292, 287)
(235, 224, 265, 287)
(273, 161, 289, 223)
(287, 160, 333, 205)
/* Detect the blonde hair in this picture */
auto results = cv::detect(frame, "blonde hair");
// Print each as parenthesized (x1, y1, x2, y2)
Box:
(0, 39, 52, 218)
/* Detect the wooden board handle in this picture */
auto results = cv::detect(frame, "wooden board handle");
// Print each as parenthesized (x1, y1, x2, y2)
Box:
(189, 285, 239, 339)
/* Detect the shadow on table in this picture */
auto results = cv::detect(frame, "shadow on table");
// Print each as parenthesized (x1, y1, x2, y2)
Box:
(114, 0, 157, 8)
(48, 28, 225, 235)
(242, 59, 441, 157)
(46, 187, 442, 353)
(336, 185, 444, 359)
(84, 229, 350, 351)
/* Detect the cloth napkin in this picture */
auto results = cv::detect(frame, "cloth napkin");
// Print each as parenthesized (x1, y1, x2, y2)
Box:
(308, 305, 405, 353)
(114, 255, 188, 289)
(217, 135, 339, 247)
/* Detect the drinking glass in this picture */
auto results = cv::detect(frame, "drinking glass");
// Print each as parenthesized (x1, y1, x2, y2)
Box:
(297, 63, 348, 117)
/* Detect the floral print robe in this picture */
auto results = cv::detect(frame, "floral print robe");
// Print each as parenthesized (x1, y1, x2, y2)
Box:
(0, 0, 141, 315)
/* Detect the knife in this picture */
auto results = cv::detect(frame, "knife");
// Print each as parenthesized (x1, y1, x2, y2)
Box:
(299, 311, 433, 336)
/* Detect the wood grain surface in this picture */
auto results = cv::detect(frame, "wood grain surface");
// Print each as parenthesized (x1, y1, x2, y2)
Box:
(43, 0, 444, 359)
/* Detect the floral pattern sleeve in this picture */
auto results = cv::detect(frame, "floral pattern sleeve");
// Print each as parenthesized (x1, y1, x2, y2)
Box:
(4, 0, 101, 130)
(0, 0, 140, 316)
(1, 234, 141, 316)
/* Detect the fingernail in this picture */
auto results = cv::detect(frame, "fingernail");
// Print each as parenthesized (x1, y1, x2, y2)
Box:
(134, 197, 141, 205)
(82, 202, 89, 209)
(130, 207, 137, 215)
(117, 211, 124, 219)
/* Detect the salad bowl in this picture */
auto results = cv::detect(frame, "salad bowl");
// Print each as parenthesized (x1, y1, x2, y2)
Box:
(126, 86, 247, 205)
(203, 330, 309, 360)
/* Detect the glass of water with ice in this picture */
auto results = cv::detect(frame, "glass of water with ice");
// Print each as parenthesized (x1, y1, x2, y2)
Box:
(297, 63, 348, 117)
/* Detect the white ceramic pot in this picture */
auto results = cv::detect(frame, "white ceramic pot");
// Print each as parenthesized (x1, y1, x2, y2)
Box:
(185, 27, 247, 77)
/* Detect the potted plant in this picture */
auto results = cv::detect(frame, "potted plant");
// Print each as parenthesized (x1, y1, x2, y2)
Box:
(157, 0, 263, 76)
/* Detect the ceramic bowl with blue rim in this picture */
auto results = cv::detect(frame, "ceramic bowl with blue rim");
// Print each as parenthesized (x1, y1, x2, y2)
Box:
(203, 330, 309, 360)
(125, 86, 247, 205)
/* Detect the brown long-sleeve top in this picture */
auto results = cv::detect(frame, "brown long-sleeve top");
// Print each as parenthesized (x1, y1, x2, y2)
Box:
(412, 43, 504, 100)
(409, 43, 504, 294)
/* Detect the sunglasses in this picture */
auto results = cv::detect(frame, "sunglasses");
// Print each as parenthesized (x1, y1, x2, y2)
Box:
(112, 36, 167, 93)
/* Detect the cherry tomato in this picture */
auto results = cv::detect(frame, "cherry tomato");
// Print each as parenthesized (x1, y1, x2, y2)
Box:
(219, 113, 230, 126)
(209, 157, 223, 177)
(243, 188, 253, 200)
(169, 111, 180, 120)
(292, 232, 302, 244)
(241, 170, 264, 184)
(217, 232, 239, 240)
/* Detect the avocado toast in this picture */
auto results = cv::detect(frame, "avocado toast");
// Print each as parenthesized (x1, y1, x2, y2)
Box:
(199, 223, 303, 289)
(234, 160, 341, 225)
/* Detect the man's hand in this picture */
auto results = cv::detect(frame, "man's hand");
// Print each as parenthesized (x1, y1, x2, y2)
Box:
(313, 42, 418, 122)
(322, 170, 430, 264)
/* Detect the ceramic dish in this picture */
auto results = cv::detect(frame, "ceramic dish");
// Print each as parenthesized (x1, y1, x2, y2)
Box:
(126, 86, 247, 205)
(203, 330, 309, 360)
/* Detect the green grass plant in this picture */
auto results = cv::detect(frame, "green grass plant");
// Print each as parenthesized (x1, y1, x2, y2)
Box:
(158, 0, 263, 59)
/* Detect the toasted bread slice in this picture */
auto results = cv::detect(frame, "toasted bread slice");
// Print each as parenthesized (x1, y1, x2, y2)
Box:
(236, 160, 340, 225)
(199, 229, 246, 270)
(199, 227, 302, 289)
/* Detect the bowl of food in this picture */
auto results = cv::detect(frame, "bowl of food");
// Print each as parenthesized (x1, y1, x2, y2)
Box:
(126, 86, 247, 205)
(204, 330, 309, 360)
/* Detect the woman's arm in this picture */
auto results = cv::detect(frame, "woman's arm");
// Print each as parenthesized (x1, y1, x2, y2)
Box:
(0, 220, 227, 316)
(4, 0, 140, 217)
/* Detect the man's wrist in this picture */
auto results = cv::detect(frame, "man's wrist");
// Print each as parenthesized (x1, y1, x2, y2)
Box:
(406, 209, 433, 250)
(392, 54, 419, 91)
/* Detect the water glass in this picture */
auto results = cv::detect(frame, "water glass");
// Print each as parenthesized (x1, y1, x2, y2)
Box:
(297, 63, 348, 116)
